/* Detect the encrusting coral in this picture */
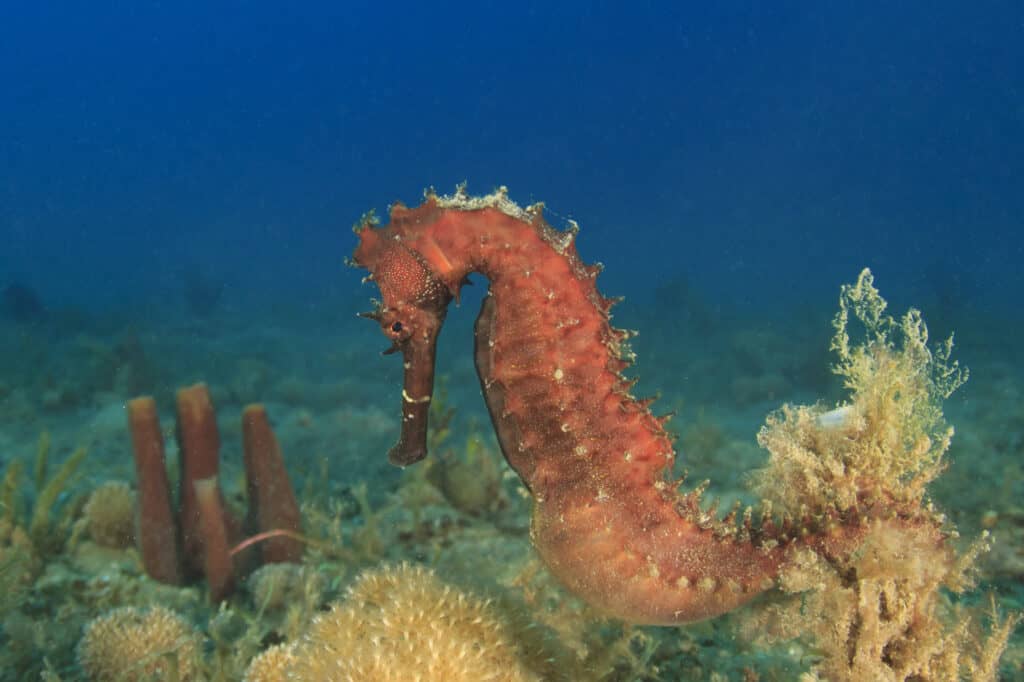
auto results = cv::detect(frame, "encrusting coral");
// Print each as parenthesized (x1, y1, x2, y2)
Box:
(281, 563, 540, 681)
(77, 605, 202, 681)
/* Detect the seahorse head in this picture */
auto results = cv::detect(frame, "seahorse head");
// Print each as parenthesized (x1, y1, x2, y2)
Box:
(352, 221, 453, 466)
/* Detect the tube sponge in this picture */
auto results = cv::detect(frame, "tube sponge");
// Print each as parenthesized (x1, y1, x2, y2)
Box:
(284, 563, 539, 681)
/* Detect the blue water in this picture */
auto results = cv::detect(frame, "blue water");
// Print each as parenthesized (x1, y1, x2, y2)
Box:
(2, 2, 1021, 316)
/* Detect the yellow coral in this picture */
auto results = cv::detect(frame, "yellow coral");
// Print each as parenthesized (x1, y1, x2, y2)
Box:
(83, 481, 137, 549)
(244, 643, 295, 682)
(77, 605, 202, 681)
(287, 563, 540, 681)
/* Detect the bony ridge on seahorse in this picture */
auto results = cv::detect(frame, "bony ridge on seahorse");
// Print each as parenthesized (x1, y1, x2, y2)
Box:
(350, 186, 934, 625)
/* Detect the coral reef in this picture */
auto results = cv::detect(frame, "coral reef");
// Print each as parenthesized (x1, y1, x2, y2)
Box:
(77, 605, 202, 681)
(127, 383, 302, 601)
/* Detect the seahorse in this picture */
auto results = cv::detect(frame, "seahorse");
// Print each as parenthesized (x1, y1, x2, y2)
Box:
(352, 187, 863, 624)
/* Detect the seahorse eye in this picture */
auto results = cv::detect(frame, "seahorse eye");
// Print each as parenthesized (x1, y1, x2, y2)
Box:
(391, 321, 403, 333)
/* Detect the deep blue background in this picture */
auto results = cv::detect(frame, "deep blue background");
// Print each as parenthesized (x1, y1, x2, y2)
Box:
(2, 2, 1021, 316)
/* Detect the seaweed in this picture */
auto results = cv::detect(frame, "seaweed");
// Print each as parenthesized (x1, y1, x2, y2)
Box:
(29, 445, 87, 555)
(0, 543, 31, 618)
(0, 435, 88, 561)
(748, 269, 1019, 681)
(33, 431, 50, 492)
(0, 459, 23, 525)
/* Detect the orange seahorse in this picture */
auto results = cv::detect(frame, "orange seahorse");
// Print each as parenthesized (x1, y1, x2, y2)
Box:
(352, 186, 864, 624)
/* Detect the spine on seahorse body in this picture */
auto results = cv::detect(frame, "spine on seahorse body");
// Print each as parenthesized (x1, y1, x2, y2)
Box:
(352, 186, 861, 624)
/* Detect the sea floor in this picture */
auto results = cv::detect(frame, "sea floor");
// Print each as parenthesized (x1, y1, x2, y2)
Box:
(0, 280, 1020, 680)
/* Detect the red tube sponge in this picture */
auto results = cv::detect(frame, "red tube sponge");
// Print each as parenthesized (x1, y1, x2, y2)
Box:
(242, 404, 303, 564)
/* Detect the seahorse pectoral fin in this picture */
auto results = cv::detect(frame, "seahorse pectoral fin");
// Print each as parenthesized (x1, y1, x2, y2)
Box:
(388, 325, 441, 467)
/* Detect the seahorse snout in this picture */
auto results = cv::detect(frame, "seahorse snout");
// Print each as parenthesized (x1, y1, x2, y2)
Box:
(354, 225, 453, 467)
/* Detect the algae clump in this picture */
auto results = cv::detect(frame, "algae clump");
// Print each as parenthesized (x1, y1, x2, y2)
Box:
(748, 268, 1018, 681)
